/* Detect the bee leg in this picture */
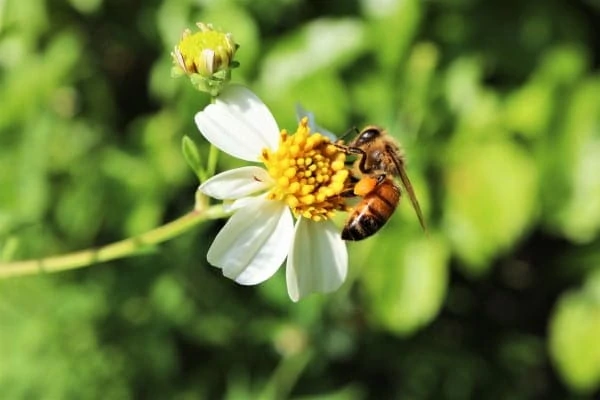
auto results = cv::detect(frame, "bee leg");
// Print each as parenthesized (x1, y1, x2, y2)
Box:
(340, 188, 357, 197)
(375, 173, 386, 185)
(333, 142, 351, 152)
(340, 175, 360, 197)
(334, 142, 361, 155)
(338, 146, 371, 175)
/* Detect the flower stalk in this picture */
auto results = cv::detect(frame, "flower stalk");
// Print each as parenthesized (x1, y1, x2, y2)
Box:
(0, 201, 229, 279)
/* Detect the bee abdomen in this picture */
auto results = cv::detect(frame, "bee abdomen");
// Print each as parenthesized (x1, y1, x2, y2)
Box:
(342, 210, 386, 240)
(342, 182, 400, 241)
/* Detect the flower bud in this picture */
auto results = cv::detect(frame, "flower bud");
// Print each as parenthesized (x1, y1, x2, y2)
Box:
(171, 22, 239, 96)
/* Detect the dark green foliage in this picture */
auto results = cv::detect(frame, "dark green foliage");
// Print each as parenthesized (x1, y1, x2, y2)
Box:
(1, 0, 599, 398)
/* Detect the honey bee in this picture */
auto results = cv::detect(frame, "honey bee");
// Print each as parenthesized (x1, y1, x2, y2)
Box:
(336, 126, 426, 240)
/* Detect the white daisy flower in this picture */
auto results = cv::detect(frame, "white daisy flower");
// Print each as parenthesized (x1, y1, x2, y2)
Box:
(195, 85, 350, 302)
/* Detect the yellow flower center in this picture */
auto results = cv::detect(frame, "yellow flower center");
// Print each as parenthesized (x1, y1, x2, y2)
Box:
(261, 118, 349, 221)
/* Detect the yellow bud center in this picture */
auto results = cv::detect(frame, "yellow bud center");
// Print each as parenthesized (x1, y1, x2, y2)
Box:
(172, 23, 236, 77)
(261, 118, 349, 221)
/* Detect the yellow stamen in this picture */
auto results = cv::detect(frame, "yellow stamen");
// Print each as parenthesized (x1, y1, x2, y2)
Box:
(261, 118, 349, 221)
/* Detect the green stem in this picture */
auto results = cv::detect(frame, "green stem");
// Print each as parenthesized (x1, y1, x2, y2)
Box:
(205, 95, 220, 178)
(259, 350, 313, 400)
(0, 203, 228, 279)
(207, 144, 219, 178)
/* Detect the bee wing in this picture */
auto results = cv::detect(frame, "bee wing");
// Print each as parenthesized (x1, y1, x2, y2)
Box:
(295, 104, 337, 141)
(389, 146, 427, 232)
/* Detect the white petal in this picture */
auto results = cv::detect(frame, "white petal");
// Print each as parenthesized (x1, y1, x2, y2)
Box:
(207, 198, 294, 285)
(195, 85, 280, 161)
(286, 218, 348, 302)
(199, 166, 273, 200)
(201, 49, 215, 74)
(223, 196, 263, 212)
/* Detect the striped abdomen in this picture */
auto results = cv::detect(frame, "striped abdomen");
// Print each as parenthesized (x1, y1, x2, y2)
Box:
(342, 179, 400, 241)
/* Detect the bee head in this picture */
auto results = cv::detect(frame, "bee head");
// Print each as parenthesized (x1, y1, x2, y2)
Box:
(354, 126, 382, 147)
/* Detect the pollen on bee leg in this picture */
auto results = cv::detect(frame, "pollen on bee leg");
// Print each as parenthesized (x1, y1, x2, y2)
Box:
(354, 176, 379, 196)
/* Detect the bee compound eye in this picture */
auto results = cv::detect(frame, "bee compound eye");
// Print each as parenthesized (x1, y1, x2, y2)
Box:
(356, 128, 380, 146)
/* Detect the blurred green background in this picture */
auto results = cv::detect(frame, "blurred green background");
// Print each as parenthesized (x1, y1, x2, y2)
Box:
(1, 0, 599, 398)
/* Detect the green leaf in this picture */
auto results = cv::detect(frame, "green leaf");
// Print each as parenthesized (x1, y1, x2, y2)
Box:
(68, 0, 102, 14)
(503, 83, 554, 139)
(549, 271, 600, 393)
(181, 135, 204, 181)
(350, 73, 396, 126)
(0, 236, 20, 262)
(360, 234, 449, 336)
(258, 18, 366, 93)
(443, 140, 538, 274)
(0, 278, 130, 399)
(363, 0, 422, 70)
(541, 78, 600, 242)
(394, 42, 440, 134)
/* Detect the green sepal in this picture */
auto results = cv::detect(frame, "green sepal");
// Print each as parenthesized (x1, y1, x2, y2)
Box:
(188, 69, 231, 96)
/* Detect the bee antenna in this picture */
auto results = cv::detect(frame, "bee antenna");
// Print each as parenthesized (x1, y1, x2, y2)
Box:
(338, 126, 359, 142)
